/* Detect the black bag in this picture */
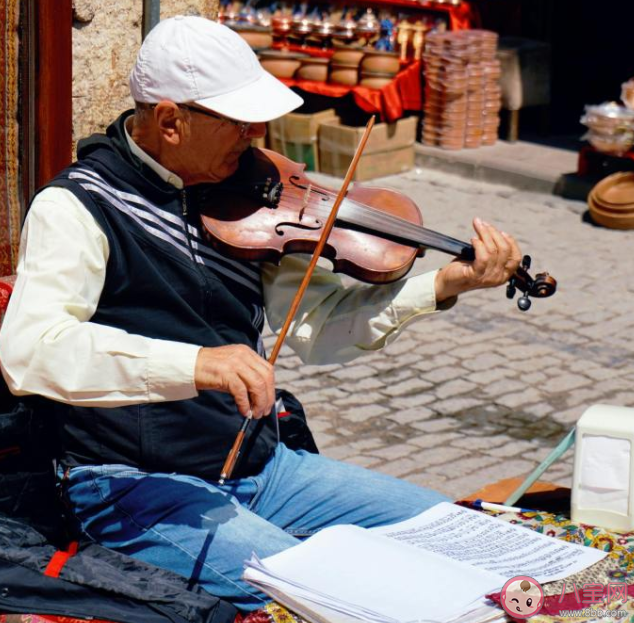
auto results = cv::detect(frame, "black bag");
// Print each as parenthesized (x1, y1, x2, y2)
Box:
(0, 515, 237, 623)
(0, 380, 68, 545)
(275, 389, 318, 454)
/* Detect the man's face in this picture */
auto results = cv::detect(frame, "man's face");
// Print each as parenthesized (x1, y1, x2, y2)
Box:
(175, 105, 266, 185)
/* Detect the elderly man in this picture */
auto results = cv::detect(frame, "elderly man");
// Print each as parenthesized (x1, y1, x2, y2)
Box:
(0, 16, 520, 611)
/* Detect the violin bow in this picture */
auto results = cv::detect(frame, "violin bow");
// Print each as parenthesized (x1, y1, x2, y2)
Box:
(218, 115, 377, 484)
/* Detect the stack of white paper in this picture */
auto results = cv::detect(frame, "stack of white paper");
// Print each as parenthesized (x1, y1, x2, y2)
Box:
(244, 502, 606, 623)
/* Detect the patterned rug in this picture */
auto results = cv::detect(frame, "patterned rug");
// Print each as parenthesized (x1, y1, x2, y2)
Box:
(0, 0, 22, 276)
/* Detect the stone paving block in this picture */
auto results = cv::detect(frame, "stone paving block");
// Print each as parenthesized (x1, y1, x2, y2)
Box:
(435, 378, 478, 400)
(541, 373, 592, 394)
(504, 356, 561, 371)
(412, 354, 458, 373)
(564, 387, 608, 408)
(300, 387, 348, 404)
(381, 377, 434, 397)
(522, 372, 548, 385)
(389, 393, 437, 410)
(420, 366, 466, 384)
(275, 369, 303, 384)
(462, 353, 508, 371)
(466, 368, 516, 385)
(550, 406, 586, 425)
(321, 444, 358, 461)
(411, 418, 462, 433)
(308, 417, 333, 433)
(488, 439, 539, 458)
(299, 364, 343, 375)
(374, 457, 421, 478)
(341, 404, 390, 422)
(348, 438, 386, 452)
(289, 377, 327, 391)
(339, 377, 386, 394)
(343, 455, 383, 469)
(450, 435, 509, 450)
(403, 472, 450, 494)
(584, 366, 625, 381)
(495, 388, 544, 409)
(522, 402, 555, 417)
(369, 443, 418, 460)
(483, 378, 526, 397)
(383, 337, 422, 356)
(427, 455, 499, 479)
(609, 392, 634, 406)
(442, 469, 506, 500)
(450, 343, 497, 359)
(334, 391, 387, 407)
(337, 364, 380, 381)
(408, 431, 462, 449)
(369, 353, 421, 372)
(385, 406, 436, 425)
(312, 432, 337, 448)
(432, 397, 485, 416)
(409, 446, 471, 468)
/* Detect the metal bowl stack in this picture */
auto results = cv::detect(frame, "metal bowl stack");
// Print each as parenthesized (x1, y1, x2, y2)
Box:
(580, 102, 634, 156)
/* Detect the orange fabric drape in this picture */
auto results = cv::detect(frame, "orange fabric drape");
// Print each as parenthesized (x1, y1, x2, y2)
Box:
(280, 60, 422, 123)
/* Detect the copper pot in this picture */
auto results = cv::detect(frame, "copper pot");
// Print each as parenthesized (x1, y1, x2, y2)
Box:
(360, 50, 400, 76)
(330, 63, 359, 86)
(296, 57, 330, 82)
(359, 71, 393, 89)
(231, 24, 273, 50)
(331, 47, 365, 67)
(258, 50, 306, 79)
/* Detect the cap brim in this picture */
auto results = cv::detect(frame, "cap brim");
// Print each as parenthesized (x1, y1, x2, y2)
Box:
(195, 70, 303, 123)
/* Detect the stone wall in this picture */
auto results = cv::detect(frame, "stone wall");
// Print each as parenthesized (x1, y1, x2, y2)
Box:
(72, 0, 217, 145)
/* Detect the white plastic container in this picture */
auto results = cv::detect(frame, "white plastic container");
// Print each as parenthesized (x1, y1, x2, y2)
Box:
(572, 404, 634, 531)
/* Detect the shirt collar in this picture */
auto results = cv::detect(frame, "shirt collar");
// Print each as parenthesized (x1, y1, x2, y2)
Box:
(124, 117, 184, 190)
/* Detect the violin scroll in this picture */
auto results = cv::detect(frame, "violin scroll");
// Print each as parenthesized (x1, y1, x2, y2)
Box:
(506, 255, 557, 312)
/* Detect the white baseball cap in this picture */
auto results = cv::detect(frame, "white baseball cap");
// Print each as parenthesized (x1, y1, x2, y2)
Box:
(129, 15, 303, 123)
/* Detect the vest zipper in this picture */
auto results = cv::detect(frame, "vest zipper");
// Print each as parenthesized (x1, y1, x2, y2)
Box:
(181, 189, 212, 318)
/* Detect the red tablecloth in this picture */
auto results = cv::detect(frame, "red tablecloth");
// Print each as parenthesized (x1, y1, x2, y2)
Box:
(280, 60, 422, 123)
(578, 145, 634, 176)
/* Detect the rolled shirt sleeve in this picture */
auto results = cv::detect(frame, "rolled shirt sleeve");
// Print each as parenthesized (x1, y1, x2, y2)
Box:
(0, 187, 200, 407)
(262, 254, 456, 365)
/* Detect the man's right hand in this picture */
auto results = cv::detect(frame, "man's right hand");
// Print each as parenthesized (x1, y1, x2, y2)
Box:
(194, 345, 275, 419)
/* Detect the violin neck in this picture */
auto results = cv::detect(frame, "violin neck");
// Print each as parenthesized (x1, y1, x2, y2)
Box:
(338, 205, 475, 261)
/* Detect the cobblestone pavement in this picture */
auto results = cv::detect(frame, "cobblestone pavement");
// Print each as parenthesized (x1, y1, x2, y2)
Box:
(262, 166, 634, 501)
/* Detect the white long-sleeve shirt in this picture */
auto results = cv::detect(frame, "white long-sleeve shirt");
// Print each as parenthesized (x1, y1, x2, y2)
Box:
(0, 127, 452, 408)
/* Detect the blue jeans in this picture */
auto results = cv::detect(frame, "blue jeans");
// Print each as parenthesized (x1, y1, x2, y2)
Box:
(65, 443, 449, 612)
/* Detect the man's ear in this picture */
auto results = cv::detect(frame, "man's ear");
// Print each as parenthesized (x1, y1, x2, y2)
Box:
(154, 101, 187, 146)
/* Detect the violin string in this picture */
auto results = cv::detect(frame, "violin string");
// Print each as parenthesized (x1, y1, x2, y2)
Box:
(274, 191, 472, 257)
(275, 189, 459, 248)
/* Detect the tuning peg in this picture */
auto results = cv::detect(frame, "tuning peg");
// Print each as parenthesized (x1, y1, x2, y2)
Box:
(517, 295, 532, 311)
(506, 283, 516, 299)
(521, 255, 532, 270)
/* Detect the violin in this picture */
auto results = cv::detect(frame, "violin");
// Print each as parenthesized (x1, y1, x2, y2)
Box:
(199, 148, 556, 311)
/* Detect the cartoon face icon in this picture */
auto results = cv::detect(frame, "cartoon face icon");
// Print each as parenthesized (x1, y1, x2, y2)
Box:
(500, 576, 544, 618)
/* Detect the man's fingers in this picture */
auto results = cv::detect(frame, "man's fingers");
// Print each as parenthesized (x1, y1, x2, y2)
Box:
(194, 345, 276, 418)
(227, 376, 251, 418)
(473, 218, 497, 255)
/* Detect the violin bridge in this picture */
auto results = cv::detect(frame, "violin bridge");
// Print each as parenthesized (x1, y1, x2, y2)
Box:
(299, 184, 312, 221)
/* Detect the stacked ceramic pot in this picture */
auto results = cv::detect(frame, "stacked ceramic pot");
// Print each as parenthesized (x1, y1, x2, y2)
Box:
(422, 30, 501, 150)
(588, 172, 634, 230)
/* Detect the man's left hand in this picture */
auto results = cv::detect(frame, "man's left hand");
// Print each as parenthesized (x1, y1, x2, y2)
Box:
(434, 218, 522, 303)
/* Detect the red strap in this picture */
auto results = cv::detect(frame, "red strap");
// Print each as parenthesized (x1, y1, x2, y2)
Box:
(44, 541, 79, 578)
